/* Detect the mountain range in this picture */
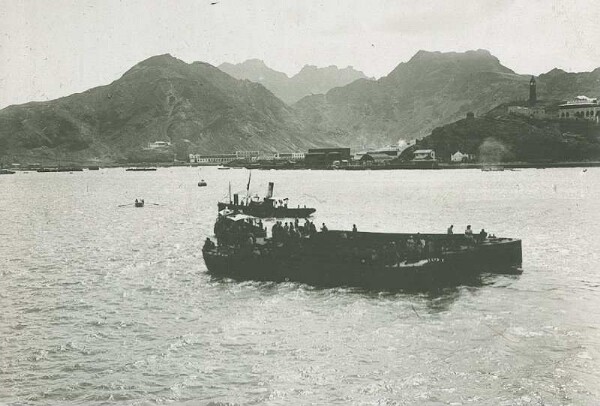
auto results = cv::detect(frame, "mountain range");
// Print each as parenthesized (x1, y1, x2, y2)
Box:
(1, 50, 600, 164)
(218, 59, 369, 105)
(0, 55, 333, 164)
(294, 49, 600, 149)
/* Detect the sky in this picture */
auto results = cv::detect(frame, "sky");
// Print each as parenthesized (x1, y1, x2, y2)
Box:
(1, 0, 599, 109)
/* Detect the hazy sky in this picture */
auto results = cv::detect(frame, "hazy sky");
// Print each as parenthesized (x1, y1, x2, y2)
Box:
(1, 0, 599, 108)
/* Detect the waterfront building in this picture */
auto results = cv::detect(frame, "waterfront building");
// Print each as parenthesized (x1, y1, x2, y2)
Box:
(235, 151, 260, 160)
(450, 151, 475, 163)
(277, 152, 305, 160)
(305, 148, 351, 167)
(558, 96, 600, 122)
(189, 153, 237, 164)
(359, 152, 396, 165)
(353, 145, 404, 161)
(412, 149, 436, 161)
(258, 152, 278, 161)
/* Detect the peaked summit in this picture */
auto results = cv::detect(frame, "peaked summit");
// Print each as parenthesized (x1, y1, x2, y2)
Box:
(0, 55, 331, 164)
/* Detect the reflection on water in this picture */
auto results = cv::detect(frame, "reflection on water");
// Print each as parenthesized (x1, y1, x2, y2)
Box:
(1, 167, 600, 404)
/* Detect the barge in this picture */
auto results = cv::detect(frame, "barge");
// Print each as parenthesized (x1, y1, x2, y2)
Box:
(202, 215, 522, 290)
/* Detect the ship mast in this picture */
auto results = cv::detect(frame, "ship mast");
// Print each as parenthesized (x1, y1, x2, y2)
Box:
(246, 171, 251, 205)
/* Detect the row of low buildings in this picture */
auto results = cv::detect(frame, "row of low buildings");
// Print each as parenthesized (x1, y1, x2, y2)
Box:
(189, 151, 305, 164)
(188, 147, 448, 166)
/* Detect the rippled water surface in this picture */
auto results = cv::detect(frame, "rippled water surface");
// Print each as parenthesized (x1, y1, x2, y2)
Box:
(1, 167, 599, 405)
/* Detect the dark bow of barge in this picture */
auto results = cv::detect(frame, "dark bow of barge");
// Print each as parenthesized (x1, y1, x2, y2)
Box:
(202, 222, 522, 290)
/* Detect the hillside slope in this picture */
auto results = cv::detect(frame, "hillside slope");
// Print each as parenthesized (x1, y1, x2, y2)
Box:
(402, 109, 600, 163)
(0, 55, 331, 163)
(294, 49, 600, 149)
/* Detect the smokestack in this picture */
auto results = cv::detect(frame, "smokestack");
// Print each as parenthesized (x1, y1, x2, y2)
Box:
(233, 194, 239, 205)
(266, 182, 274, 199)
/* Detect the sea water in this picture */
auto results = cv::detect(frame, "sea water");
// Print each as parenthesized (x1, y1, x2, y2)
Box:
(1, 167, 599, 405)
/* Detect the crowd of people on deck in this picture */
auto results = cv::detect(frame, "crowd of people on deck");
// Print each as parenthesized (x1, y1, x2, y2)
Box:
(271, 218, 318, 242)
(447, 224, 495, 243)
(212, 214, 265, 246)
(205, 210, 497, 262)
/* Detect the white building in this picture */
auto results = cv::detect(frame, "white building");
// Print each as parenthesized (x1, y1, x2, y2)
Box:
(147, 141, 171, 149)
(276, 152, 305, 160)
(450, 151, 475, 163)
(558, 96, 600, 122)
(189, 153, 237, 164)
(235, 151, 260, 160)
(258, 152, 278, 161)
(354, 145, 403, 161)
(413, 149, 436, 161)
(257, 152, 305, 161)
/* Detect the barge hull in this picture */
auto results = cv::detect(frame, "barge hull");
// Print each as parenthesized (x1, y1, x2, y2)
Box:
(202, 234, 522, 290)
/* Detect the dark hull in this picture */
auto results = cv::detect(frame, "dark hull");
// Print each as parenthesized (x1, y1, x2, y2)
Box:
(37, 167, 84, 172)
(203, 232, 522, 290)
(217, 202, 316, 218)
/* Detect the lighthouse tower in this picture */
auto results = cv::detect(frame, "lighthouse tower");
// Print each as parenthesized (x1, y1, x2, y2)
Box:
(529, 76, 537, 105)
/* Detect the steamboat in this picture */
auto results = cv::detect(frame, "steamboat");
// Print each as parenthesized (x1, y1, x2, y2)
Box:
(217, 182, 316, 218)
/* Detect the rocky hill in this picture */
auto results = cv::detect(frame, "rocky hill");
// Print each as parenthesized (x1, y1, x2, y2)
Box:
(218, 59, 369, 104)
(293, 49, 600, 149)
(2, 50, 600, 164)
(0, 55, 333, 164)
(400, 108, 600, 163)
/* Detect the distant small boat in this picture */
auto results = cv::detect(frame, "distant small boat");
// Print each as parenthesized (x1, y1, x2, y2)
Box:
(88, 166, 100, 170)
(126, 168, 157, 172)
(217, 166, 231, 170)
(135, 199, 145, 208)
(198, 179, 207, 187)
(37, 167, 83, 172)
(0, 169, 16, 175)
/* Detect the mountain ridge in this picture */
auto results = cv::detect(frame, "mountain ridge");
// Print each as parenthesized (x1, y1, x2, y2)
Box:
(218, 60, 369, 104)
(293, 49, 600, 149)
(1, 50, 600, 164)
(0, 54, 333, 164)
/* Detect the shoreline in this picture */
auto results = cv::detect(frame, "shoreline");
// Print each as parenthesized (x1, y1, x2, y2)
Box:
(5, 161, 600, 172)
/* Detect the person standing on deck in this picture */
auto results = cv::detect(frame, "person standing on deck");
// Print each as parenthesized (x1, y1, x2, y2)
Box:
(447, 225, 453, 234)
(465, 225, 474, 245)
